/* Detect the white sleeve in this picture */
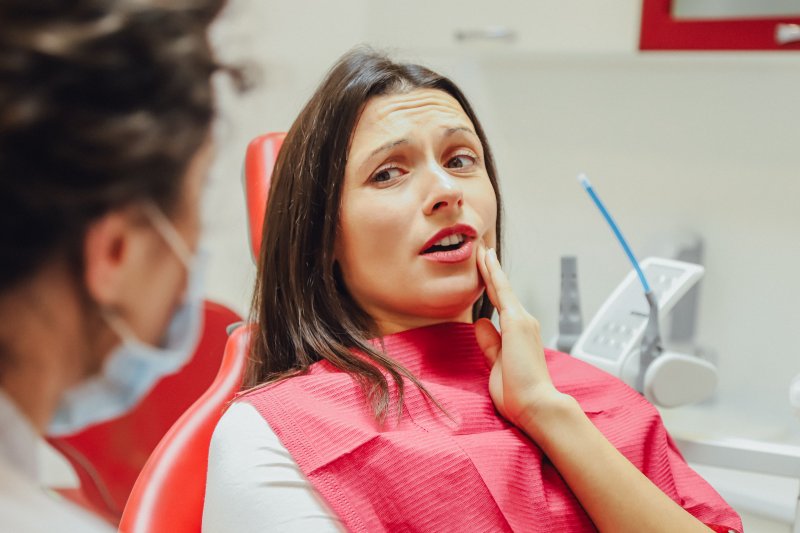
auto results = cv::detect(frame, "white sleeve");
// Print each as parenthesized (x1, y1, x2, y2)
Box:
(202, 402, 345, 533)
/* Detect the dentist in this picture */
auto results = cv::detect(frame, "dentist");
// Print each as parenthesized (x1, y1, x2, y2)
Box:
(0, 0, 227, 530)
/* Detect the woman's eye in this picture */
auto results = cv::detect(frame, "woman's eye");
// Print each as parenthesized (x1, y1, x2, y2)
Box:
(371, 166, 404, 183)
(445, 153, 476, 169)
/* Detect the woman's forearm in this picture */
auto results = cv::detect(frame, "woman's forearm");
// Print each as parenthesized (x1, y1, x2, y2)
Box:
(519, 394, 710, 533)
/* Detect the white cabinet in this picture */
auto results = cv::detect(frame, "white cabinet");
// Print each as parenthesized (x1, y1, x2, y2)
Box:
(365, 1, 642, 55)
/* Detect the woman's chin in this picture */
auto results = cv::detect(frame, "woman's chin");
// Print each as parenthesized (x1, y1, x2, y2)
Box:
(411, 283, 484, 320)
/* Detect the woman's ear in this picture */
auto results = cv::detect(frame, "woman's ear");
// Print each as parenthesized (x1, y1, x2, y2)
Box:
(82, 209, 149, 307)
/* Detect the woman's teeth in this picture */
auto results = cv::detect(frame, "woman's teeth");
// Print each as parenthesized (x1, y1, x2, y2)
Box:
(434, 234, 465, 247)
(422, 233, 469, 254)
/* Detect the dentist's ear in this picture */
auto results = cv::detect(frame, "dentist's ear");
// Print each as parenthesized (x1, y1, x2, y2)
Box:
(82, 208, 149, 307)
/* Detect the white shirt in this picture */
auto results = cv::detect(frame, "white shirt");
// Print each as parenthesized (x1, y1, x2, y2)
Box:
(0, 390, 113, 533)
(202, 402, 345, 532)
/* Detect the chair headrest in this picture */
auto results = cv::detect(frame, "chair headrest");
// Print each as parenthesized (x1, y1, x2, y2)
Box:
(243, 132, 286, 261)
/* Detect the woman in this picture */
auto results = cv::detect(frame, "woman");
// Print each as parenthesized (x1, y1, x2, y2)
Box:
(0, 0, 227, 530)
(203, 49, 741, 532)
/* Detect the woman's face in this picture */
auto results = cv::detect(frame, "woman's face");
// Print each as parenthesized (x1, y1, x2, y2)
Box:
(337, 88, 497, 334)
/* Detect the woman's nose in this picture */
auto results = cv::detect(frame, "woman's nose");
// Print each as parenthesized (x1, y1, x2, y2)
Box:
(423, 168, 463, 216)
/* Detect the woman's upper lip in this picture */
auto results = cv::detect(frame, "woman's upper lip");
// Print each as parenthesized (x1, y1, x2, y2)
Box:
(420, 223, 478, 254)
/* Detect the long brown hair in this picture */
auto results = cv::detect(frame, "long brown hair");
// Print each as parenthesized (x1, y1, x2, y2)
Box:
(245, 48, 503, 421)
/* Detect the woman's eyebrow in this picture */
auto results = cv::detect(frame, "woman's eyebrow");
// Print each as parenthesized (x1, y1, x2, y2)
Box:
(443, 126, 477, 138)
(359, 138, 409, 173)
(368, 138, 408, 159)
(358, 127, 477, 173)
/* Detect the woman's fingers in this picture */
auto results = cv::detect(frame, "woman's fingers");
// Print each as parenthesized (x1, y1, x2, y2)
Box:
(474, 318, 501, 367)
(484, 248, 524, 314)
(479, 247, 532, 331)
(476, 247, 557, 427)
(483, 248, 547, 376)
(476, 243, 499, 308)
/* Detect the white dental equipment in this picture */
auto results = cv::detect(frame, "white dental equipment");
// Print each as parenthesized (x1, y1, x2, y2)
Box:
(569, 174, 717, 408)
(571, 257, 717, 407)
(556, 256, 583, 353)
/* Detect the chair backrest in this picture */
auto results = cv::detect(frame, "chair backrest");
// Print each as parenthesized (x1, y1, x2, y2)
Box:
(47, 300, 241, 525)
(244, 132, 286, 260)
(119, 132, 285, 532)
(118, 326, 250, 533)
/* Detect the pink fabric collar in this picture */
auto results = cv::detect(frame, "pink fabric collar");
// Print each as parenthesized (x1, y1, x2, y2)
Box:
(244, 322, 741, 532)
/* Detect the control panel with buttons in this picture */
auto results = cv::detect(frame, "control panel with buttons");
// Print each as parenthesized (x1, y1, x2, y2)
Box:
(571, 257, 704, 380)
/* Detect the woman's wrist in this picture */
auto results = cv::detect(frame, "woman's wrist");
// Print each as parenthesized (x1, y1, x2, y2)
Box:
(516, 388, 583, 444)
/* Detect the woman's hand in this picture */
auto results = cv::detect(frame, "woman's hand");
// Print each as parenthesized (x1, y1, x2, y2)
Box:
(474, 245, 570, 430)
(473, 246, 717, 533)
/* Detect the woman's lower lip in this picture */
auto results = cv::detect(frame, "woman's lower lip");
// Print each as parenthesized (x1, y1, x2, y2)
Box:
(420, 240, 474, 264)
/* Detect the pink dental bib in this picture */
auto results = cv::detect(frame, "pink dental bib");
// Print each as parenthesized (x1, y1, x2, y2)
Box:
(243, 322, 741, 532)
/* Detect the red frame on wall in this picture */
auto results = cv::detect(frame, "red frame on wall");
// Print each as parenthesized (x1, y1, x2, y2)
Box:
(640, 0, 800, 50)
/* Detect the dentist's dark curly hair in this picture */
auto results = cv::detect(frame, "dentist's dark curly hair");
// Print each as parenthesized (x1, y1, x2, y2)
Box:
(0, 0, 230, 292)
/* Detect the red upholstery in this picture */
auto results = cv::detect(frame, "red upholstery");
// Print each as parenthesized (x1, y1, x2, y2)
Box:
(244, 132, 286, 260)
(47, 301, 241, 526)
(119, 133, 284, 532)
(119, 325, 250, 533)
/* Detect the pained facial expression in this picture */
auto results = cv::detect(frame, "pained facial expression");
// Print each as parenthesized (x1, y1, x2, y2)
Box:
(336, 89, 497, 334)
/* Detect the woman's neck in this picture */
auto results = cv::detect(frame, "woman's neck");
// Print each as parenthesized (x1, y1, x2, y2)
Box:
(0, 267, 104, 434)
(373, 306, 474, 336)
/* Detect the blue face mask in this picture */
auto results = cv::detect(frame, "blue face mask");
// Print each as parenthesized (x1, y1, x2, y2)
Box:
(48, 203, 206, 436)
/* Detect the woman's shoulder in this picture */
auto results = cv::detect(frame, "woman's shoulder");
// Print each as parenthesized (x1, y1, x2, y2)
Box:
(204, 403, 345, 532)
(207, 402, 286, 470)
(212, 401, 274, 442)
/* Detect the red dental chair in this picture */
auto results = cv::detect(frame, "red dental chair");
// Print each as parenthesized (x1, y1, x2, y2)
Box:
(119, 132, 286, 533)
(47, 300, 242, 526)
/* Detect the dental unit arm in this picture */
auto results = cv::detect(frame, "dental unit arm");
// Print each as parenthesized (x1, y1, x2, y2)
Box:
(567, 175, 717, 408)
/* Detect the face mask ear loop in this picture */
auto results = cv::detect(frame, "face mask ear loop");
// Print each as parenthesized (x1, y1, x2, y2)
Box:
(141, 201, 194, 270)
(100, 307, 138, 346)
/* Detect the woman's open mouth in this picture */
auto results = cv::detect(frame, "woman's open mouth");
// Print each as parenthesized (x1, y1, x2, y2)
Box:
(420, 225, 477, 264)
(423, 233, 467, 253)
